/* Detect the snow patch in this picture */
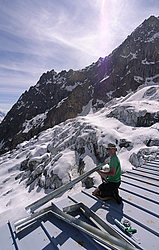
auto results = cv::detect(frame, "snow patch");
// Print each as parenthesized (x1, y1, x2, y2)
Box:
(120, 52, 137, 59)
(97, 57, 105, 67)
(17, 100, 25, 110)
(61, 81, 83, 91)
(134, 76, 144, 83)
(79, 100, 93, 116)
(22, 112, 47, 133)
(145, 32, 159, 42)
(100, 75, 110, 83)
(56, 97, 68, 108)
(0, 85, 159, 226)
(51, 149, 76, 184)
(142, 58, 155, 65)
(145, 74, 159, 85)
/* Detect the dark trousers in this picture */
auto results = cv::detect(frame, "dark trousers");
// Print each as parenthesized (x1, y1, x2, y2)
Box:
(98, 181, 120, 197)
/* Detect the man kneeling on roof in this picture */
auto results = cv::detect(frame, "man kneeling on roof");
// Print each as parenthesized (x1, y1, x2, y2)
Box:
(92, 143, 122, 204)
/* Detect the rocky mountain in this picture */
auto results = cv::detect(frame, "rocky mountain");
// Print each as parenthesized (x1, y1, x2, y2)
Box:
(0, 15, 159, 154)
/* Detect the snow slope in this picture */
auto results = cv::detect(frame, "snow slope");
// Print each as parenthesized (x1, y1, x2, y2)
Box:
(0, 85, 159, 226)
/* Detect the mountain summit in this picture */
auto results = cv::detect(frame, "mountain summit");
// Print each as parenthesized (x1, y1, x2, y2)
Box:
(0, 15, 159, 154)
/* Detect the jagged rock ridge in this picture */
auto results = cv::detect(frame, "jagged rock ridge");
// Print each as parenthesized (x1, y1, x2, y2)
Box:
(0, 15, 159, 154)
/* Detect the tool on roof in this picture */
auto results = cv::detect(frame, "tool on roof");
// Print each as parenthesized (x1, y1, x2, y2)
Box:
(115, 219, 137, 235)
(107, 214, 140, 244)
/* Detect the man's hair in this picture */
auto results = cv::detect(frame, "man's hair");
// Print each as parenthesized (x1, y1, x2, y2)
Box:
(106, 143, 117, 150)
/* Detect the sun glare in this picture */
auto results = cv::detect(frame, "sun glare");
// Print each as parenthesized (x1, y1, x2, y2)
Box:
(100, 0, 109, 31)
(101, 0, 106, 16)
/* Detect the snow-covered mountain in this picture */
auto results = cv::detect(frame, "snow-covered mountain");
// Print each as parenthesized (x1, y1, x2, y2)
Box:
(0, 84, 159, 226)
(0, 15, 159, 154)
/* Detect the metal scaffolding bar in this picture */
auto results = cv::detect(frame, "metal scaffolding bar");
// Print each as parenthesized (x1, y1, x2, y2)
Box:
(25, 162, 105, 213)
(63, 202, 135, 247)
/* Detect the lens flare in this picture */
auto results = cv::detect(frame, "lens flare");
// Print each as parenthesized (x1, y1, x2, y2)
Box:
(100, 0, 109, 33)
(99, 0, 109, 53)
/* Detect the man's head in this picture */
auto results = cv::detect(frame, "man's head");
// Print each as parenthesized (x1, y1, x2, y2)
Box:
(106, 143, 117, 156)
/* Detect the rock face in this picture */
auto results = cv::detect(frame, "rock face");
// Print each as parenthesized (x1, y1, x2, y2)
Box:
(108, 105, 159, 127)
(13, 120, 108, 191)
(107, 85, 159, 126)
(129, 147, 159, 167)
(0, 15, 159, 154)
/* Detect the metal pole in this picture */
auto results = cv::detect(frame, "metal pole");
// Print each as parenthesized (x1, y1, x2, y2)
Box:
(63, 202, 137, 249)
(25, 162, 105, 213)
(50, 203, 137, 250)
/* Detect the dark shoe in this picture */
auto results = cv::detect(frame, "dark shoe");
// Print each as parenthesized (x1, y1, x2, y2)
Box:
(113, 189, 122, 204)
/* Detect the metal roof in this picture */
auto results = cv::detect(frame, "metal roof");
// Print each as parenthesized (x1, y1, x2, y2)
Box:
(0, 157, 159, 249)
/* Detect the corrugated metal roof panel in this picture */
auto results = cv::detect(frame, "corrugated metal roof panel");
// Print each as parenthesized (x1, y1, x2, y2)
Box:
(0, 158, 159, 249)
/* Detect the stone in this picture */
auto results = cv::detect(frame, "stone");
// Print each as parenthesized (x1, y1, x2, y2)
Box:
(82, 177, 94, 189)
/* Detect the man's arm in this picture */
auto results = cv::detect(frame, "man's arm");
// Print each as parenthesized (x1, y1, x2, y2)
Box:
(97, 167, 116, 179)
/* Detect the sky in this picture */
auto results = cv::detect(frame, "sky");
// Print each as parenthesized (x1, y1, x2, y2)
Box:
(0, 0, 159, 113)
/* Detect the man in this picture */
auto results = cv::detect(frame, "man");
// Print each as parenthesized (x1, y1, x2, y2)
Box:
(92, 143, 122, 204)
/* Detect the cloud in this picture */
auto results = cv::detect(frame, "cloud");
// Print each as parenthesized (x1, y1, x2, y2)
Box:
(0, 0, 102, 59)
(0, 103, 13, 113)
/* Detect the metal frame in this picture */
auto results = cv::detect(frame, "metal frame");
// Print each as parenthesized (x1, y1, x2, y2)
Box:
(15, 202, 137, 250)
(63, 202, 137, 249)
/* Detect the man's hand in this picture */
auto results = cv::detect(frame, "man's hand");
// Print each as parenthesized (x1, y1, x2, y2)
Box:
(96, 170, 108, 180)
(97, 167, 116, 177)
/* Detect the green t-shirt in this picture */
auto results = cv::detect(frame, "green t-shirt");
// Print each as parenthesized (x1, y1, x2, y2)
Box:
(107, 154, 121, 183)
